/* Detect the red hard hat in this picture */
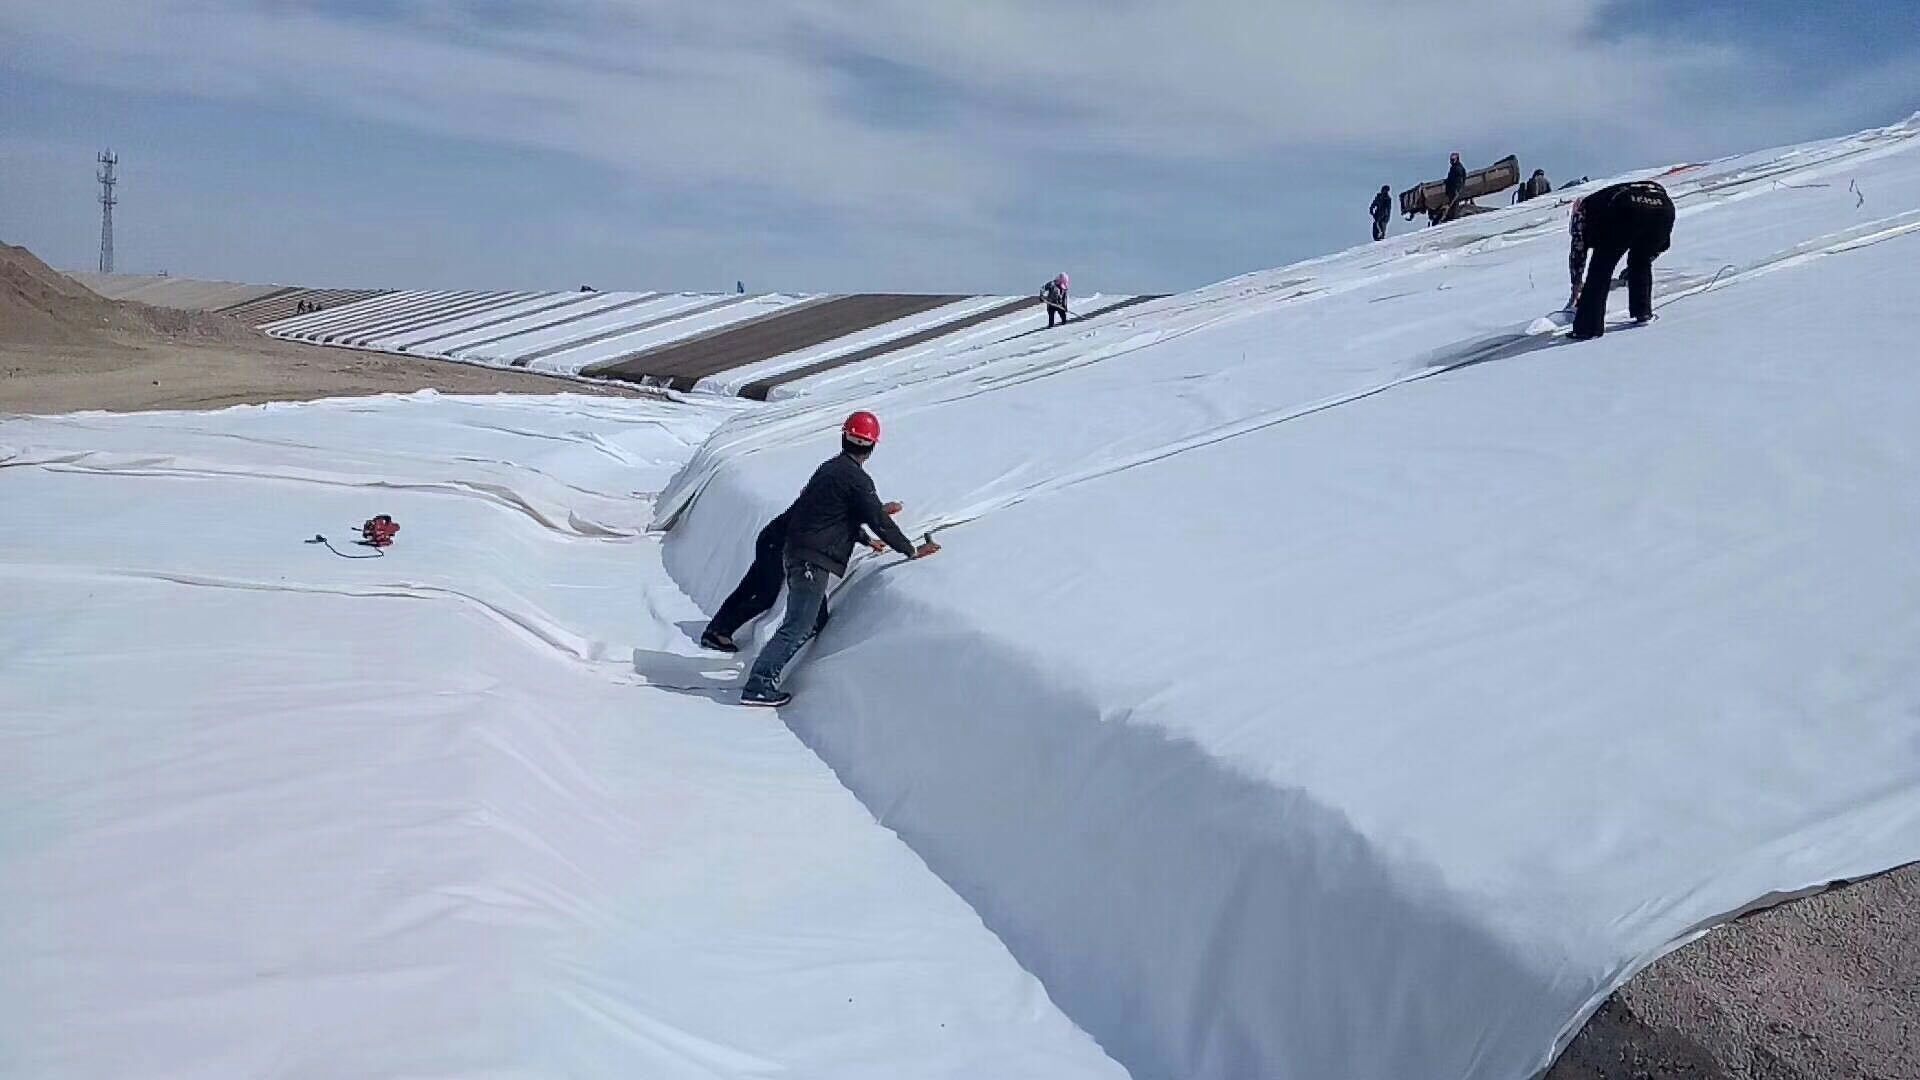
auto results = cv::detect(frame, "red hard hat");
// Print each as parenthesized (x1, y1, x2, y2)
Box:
(842, 410, 881, 446)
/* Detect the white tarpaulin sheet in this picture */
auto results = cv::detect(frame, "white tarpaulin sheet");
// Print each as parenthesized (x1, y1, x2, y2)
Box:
(655, 116, 1920, 1080)
(0, 393, 1122, 1079)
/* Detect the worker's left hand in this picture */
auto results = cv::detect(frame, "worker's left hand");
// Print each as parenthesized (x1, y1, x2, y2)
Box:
(868, 538, 889, 553)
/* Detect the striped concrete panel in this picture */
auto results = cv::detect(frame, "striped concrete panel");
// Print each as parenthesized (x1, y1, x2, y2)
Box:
(225, 287, 389, 327)
(333, 292, 541, 347)
(321, 290, 503, 344)
(312, 291, 492, 343)
(760, 294, 1165, 401)
(268, 290, 455, 338)
(591, 294, 965, 391)
(502, 294, 759, 368)
(389, 291, 614, 353)
(266, 293, 426, 340)
(739, 296, 1043, 400)
(430, 292, 663, 358)
(292, 290, 490, 342)
(451, 294, 709, 363)
(696, 296, 1015, 396)
(358, 291, 563, 351)
(226, 287, 391, 327)
(273, 289, 460, 340)
(524, 294, 816, 374)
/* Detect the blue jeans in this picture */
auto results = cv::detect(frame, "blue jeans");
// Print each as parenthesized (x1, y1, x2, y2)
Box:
(743, 558, 831, 694)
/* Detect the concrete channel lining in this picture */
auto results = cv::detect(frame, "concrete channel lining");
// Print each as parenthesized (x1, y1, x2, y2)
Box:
(273, 291, 451, 339)
(225, 287, 390, 326)
(507, 294, 763, 368)
(593, 294, 967, 391)
(224, 288, 392, 327)
(395, 291, 613, 352)
(738, 296, 1043, 400)
(280, 289, 454, 340)
(315, 291, 492, 343)
(739, 294, 1164, 401)
(444, 293, 664, 358)
(334, 292, 541, 346)
(264, 289, 442, 336)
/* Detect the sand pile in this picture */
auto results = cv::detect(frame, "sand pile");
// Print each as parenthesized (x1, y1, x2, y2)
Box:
(1, 242, 259, 348)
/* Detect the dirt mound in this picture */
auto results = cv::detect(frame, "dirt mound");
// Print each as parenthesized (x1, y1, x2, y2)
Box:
(0, 242, 121, 345)
(1, 242, 264, 348)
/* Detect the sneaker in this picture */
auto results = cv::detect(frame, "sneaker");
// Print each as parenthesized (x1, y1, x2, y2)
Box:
(740, 686, 792, 708)
(699, 629, 738, 653)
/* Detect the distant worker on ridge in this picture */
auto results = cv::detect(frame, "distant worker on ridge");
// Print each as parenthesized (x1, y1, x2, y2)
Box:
(1042, 272, 1071, 327)
(1518, 169, 1553, 202)
(739, 410, 939, 707)
(1566, 180, 1675, 340)
(1370, 185, 1393, 241)
(1444, 152, 1468, 218)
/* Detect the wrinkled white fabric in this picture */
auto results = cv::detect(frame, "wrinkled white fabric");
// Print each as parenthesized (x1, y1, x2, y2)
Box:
(0, 392, 1123, 1080)
(658, 115, 1920, 1080)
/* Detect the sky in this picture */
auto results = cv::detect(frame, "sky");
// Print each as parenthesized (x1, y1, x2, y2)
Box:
(2, 1, 1916, 295)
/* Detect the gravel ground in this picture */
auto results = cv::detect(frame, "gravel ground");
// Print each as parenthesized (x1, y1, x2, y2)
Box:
(1551, 863, 1920, 1080)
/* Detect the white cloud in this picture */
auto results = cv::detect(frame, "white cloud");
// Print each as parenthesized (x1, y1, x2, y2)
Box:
(2, 0, 1911, 291)
(0, 1, 1769, 213)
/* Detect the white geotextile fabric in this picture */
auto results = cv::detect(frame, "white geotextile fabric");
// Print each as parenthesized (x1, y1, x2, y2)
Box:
(0, 393, 1123, 1079)
(656, 116, 1920, 1080)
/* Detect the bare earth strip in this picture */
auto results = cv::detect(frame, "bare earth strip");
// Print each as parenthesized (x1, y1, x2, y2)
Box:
(0, 336, 635, 414)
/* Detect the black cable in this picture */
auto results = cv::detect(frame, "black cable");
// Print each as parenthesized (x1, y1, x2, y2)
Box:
(305, 534, 386, 559)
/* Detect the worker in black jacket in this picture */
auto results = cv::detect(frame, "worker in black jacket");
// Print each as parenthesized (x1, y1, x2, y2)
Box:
(1567, 180, 1675, 340)
(741, 410, 939, 706)
(1444, 153, 1468, 218)
(1370, 186, 1393, 241)
(700, 501, 900, 653)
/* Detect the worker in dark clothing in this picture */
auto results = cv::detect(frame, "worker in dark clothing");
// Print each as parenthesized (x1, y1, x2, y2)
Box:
(700, 501, 900, 653)
(1444, 153, 1468, 219)
(1518, 169, 1552, 202)
(1567, 180, 1675, 340)
(1370, 186, 1393, 241)
(740, 410, 939, 707)
(1042, 273, 1071, 327)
